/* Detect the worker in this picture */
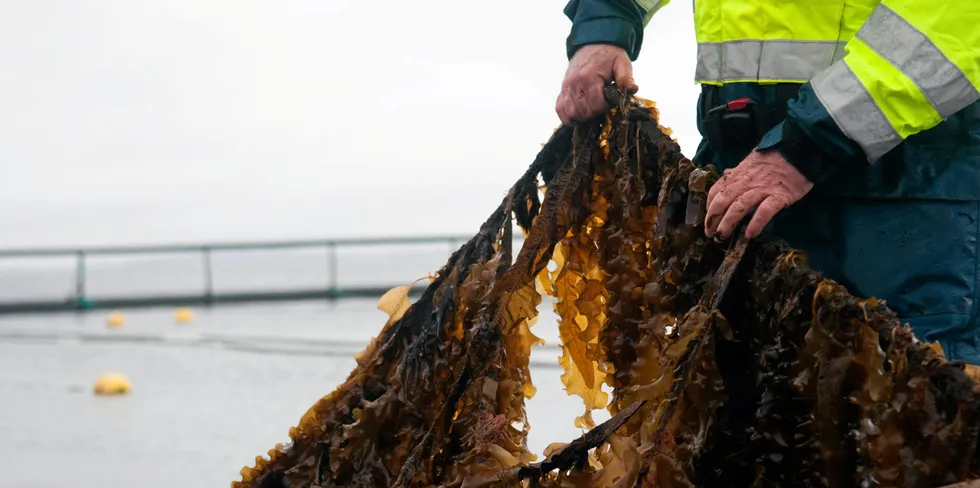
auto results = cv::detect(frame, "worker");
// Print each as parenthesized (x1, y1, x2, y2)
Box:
(557, 0, 980, 366)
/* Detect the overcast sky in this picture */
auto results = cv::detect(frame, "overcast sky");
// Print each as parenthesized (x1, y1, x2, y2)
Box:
(0, 0, 699, 247)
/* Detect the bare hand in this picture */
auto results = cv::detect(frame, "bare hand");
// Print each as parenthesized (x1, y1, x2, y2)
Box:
(705, 150, 814, 240)
(556, 44, 638, 126)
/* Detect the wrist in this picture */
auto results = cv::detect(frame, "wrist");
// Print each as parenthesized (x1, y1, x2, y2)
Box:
(758, 119, 843, 185)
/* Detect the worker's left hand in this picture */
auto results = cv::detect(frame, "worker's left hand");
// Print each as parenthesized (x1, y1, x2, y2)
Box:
(705, 149, 814, 240)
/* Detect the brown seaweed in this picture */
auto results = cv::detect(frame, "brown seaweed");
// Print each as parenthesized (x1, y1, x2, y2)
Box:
(233, 88, 980, 488)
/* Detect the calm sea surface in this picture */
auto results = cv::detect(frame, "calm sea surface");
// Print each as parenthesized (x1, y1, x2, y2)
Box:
(0, 245, 600, 488)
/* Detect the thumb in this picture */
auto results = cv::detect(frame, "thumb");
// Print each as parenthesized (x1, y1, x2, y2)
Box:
(612, 55, 639, 94)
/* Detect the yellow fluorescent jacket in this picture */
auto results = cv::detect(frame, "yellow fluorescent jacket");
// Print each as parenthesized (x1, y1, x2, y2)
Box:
(643, 0, 980, 160)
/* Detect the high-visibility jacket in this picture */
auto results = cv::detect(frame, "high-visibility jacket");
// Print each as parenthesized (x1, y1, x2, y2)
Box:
(563, 0, 980, 195)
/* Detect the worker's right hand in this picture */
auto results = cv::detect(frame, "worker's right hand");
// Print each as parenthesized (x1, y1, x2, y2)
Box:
(556, 44, 639, 126)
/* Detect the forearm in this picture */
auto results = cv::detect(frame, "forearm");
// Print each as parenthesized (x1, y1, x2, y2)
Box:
(760, 0, 980, 181)
(563, 0, 670, 61)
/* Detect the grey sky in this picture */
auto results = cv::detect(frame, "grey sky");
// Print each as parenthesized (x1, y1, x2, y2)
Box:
(0, 1, 699, 247)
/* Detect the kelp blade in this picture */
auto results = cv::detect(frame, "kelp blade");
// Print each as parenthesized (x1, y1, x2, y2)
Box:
(235, 90, 980, 488)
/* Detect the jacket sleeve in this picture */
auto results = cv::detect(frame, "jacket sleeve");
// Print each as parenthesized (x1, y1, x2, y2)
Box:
(563, 0, 670, 61)
(758, 0, 980, 183)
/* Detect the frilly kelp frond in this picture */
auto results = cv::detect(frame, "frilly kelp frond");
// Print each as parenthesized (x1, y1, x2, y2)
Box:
(235, 88, 980, 488)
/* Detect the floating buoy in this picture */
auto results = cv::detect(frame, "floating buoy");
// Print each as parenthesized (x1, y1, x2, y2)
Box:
(174, 307, 194, 324)
(93, 372, 131, 396)
(105, 311, 126, 329)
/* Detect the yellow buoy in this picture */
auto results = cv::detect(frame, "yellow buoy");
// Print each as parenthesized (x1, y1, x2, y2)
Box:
(174, 307, 194, 324)
(105, 311, 126, 328)
(93, 372, 132, 396)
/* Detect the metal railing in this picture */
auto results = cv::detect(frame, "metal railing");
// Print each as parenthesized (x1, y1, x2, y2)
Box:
(0, 235, 475, 314)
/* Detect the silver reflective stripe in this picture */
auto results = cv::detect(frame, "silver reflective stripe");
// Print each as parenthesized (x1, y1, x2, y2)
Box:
(696, 40, 847, 83)
(695, 43, 721, 81)
(856, 4, 980, 118)
(637, 0, 666, 24)
(636, 0, 665, 9)
(811, 61, 901, 162)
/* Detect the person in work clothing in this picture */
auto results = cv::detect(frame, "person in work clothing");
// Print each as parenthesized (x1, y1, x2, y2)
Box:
(557, 0, 980, 365)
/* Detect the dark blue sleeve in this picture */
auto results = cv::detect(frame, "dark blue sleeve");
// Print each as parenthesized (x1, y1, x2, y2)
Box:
(757, 83, 865, 184)
(563, 0, 647, 61)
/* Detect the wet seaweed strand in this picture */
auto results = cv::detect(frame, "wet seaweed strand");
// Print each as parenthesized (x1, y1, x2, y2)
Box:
(234, 88, 980, 488)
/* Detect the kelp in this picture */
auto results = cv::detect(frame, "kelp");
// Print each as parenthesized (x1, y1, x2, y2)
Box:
(234, 88, 980, 488)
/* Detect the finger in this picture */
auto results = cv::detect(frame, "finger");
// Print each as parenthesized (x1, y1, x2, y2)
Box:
(568, 85, 593, 122)
(584, 83, 607, 118)
(559, 82, 584, 124)
(714, 188, 767, 239)
(561, 96, 579, 126)
(706, 173, 731, 207)
(566, 84, 606, 122)
(745, 195, 788, 238)
(709, 151, 758, 203)
(556, 92, 571, 126)
(704, 178, 747, 236)
(612, 56, 639, 94)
